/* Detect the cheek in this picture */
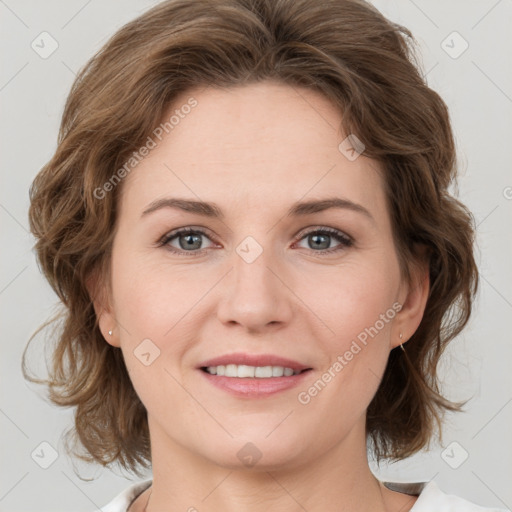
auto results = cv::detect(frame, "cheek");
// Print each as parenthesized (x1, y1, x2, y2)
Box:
(303, 259, 398, 406)
(110, 252, 212, 401)
(316, 257, 399, 345)
(112, 251, 202, 337)
(109, 254, 188, 412)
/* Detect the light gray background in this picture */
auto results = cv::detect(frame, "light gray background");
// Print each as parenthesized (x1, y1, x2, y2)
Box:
(1, 1, 511, 511)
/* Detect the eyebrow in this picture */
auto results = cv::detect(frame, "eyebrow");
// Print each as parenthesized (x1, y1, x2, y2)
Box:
(141, 197, 375, 223)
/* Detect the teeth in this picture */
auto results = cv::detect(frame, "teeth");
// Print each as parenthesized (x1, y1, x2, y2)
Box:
(205, 364, 302, 378)
(238, 365, 255, 378)
(255, 366, 272, 378)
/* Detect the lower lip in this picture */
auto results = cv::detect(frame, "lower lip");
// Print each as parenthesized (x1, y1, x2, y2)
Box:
(199, 369, 313, 398)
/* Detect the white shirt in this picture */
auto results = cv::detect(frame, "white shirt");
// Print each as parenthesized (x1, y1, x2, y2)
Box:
(100, 479, 510, 511)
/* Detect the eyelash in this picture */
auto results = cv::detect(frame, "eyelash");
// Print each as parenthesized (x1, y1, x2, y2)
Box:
(158, 226, 353, 257)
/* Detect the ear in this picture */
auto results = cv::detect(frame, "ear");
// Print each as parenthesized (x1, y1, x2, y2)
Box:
(391, 244, 430, 349)
(85, 270, 120, 348)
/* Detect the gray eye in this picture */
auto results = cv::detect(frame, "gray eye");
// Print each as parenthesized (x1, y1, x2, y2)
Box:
(162, 229, 215, 253)
(295, 228, 352, 252)
(178, 232, 203, 250)
(307, 233, 331, 250)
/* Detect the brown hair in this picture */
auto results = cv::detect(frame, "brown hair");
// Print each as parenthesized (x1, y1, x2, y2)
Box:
(24, 0, 478, 475)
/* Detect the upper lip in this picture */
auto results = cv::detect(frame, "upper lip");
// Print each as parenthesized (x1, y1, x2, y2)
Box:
(198, 353, 312, 371)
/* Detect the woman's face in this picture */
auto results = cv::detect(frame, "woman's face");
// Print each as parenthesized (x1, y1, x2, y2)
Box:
(98, 81, 428, 470)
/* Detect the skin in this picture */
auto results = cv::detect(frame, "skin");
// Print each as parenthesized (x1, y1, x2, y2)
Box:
(92, 81, 429, 512)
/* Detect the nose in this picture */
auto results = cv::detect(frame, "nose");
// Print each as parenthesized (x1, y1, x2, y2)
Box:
(216, 241, 294, 333)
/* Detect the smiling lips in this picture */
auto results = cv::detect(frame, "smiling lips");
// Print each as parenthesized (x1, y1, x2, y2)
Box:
(198, 352, 313, 397)
(204, 364, 302, 377)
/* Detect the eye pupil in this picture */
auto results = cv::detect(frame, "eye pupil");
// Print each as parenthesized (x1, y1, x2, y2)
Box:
(180, 233, 202, 250)
(310, 233, 329, 250)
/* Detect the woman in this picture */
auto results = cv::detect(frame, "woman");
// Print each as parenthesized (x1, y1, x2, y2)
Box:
(24, 0, 507, 511)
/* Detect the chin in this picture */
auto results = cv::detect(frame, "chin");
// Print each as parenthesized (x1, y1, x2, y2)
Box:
(198, 430, 308, 471)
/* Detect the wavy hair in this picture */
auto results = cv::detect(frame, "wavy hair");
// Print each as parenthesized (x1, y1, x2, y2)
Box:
(24, 0, 478, 475)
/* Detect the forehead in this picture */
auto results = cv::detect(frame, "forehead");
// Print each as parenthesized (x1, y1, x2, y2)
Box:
(119, 81, 385, 218)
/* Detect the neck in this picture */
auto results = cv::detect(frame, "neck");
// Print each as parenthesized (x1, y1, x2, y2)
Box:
(141, 416, 400, 512)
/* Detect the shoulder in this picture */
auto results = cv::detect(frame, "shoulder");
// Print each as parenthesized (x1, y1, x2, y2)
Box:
(385, 480, 510, 512)
(100, 479, 152, 512)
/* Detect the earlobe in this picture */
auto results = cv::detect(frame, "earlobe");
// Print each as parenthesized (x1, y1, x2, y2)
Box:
(97, 310, 121, 348)
(86, 272, 120, 348)
(392, 252, 430, 349)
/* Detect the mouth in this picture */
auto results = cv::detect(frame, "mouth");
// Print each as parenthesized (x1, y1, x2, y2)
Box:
(196, 353, 313, 398)
(200, 365, 310, 377)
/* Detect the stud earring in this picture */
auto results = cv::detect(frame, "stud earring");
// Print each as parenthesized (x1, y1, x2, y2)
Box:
(108, 330, 113, 336)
